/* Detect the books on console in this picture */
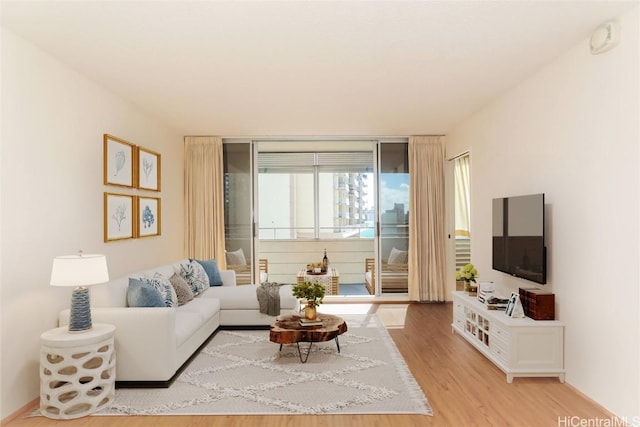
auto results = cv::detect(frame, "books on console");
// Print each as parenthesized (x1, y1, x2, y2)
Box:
(486, 296, 509, 311)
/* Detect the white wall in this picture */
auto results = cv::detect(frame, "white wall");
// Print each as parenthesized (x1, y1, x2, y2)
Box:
(0, 29, 184, 419)
(446, 8, 639, 418)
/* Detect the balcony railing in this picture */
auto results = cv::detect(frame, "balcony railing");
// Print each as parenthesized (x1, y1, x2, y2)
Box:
(258, 225, 375, 240)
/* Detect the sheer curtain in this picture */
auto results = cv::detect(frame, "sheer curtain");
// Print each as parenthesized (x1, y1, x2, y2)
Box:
(454, 155, 471, 237)
(408, 136, 446, 302)
(184, 136, 227, 267)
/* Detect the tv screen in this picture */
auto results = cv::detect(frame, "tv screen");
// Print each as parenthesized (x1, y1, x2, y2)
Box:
(492, 193, 546, 284)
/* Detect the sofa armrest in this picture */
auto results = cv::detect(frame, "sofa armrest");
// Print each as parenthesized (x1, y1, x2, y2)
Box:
(365, 257, 375, 275)
(59, 307, 178, 381)
(259, 259, 268, 283)
(259, 259, 268, 273)
(364, 258, 375, 295)
(220, 269, 236, 287)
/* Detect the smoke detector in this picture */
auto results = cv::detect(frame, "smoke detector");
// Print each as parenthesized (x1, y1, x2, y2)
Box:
(590, 21, 621, 55)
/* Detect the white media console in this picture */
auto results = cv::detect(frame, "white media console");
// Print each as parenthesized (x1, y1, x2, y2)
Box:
(452, 291, 565, 383)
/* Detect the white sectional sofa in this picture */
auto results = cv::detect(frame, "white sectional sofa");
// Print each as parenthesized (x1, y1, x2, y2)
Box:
(58, 259, 298, 386)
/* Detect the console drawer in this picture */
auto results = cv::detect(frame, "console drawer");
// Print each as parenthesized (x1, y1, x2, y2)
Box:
(492, 321, 510, 341)
(490, 336, 508, 364)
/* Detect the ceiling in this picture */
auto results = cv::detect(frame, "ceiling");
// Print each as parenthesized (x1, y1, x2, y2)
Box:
(1, 1, 637, 137)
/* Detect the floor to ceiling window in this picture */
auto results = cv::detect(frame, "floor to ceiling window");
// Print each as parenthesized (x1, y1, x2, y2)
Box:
(454, 153, 471, 270)
(223, 139, 409, 297)
(222, 142, 254, 284)
(257, 150, 375, 295)
(377, 142, 409, 294)
(258, 152, 374, 240)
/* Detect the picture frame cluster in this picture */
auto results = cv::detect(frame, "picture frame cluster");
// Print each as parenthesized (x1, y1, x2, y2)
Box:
(103, 134, 162, 242)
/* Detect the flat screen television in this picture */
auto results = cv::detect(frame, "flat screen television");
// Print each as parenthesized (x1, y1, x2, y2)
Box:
(492, 193, 546, 284)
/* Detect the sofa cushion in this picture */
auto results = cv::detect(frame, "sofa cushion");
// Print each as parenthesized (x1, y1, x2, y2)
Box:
(169, 273, 194, 306)
(200, 284, 258, 310)
(178, 297, 221, 321)
(178, 261, 209, 296)
(201, 284, 297, 310)
(388, 247, 408, 264)
(127, 278, 166, 307)
(226, 248, 246, 266)
(140, 274, 178, 307)
(194, 259, 223, 286)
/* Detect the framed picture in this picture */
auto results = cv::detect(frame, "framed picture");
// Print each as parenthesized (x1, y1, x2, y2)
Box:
(137, 146, 161, 191)
(137, 196, 161, 238)
(505, 292, 525, 318)
(104, 193, 136, 242)
(505, 293, 516, 317)
(104, 134, 136, 188)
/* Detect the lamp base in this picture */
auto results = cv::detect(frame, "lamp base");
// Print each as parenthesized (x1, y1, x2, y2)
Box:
(68, 286, 92, 332)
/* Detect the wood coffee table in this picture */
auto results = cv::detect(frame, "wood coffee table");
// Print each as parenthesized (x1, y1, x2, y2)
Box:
(269, 313, 348, 363)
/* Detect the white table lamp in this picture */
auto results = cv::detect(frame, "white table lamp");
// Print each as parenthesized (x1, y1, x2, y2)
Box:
(50, 251, 109, 332)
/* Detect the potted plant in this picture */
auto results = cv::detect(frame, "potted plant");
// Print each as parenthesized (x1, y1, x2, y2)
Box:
(291, 281, 325, 320)
(456, 263, 478, 293)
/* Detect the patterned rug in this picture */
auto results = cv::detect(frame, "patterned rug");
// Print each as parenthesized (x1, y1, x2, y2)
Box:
(99, 313, 432, 416)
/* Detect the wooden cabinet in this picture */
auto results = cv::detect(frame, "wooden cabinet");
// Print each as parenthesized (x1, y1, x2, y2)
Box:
(452, 291, 565, 383)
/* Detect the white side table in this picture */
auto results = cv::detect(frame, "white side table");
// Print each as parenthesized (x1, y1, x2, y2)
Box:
(40, 323, 116, 419)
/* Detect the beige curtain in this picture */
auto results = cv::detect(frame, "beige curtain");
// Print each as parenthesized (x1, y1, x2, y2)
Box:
(184, 136, 227, 267)
(408, 136, 447, 302)
(454, 155, 471, 237)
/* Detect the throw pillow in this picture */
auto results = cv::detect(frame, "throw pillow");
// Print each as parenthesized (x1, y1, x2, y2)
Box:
(178, 261, 209, 296)
(169, 273, 194, 306)
(226, 248, 246, 266)
(194, 259, 223, 286)
(388, 247, 408, 264)
(140, 274, 178, 308)
(127, 278, 165, 307)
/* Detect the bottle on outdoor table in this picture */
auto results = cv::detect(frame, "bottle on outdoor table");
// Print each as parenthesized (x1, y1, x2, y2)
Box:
(322, 249, 329, 271)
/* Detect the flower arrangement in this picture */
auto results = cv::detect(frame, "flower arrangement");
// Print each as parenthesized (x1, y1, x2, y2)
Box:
(456, 263, 478, 284)
(291, 281, 325, 308)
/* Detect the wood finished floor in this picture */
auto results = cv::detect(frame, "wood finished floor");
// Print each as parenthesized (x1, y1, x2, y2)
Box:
(5, 302, 612, 427)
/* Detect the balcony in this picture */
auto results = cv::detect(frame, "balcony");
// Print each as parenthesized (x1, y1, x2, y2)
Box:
(255, 229, 408, 295)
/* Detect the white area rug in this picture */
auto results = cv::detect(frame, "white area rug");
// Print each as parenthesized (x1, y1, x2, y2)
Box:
(100, 313, 432, 416)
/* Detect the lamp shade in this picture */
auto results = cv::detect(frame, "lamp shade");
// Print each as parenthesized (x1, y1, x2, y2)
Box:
(50, 254, 109, 287)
